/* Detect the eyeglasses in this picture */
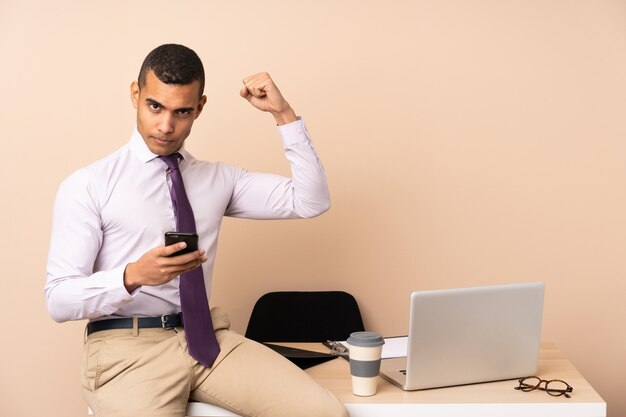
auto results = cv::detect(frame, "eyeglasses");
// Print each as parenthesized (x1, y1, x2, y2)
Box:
(514, 376, 573, 398)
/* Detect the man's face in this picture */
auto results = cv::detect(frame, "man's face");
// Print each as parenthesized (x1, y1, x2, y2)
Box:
(131, 70, 206, 155)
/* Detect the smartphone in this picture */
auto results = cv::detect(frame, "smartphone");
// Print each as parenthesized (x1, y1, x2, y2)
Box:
(164, 232, 199, 257)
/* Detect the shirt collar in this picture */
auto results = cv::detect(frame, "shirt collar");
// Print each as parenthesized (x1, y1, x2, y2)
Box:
(128, 127, 190, 164)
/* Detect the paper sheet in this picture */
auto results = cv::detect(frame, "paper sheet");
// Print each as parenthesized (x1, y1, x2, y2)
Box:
(340, 335, 408, 359)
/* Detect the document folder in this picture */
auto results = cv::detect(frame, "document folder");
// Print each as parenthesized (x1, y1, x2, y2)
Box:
(263, 343, 337, 369)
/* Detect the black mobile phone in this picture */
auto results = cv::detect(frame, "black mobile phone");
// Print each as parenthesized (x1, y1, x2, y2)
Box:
(164, 232, 199, 257)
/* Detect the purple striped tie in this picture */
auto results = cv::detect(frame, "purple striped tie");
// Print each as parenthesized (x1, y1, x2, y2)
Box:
(159, 153, 220, 367)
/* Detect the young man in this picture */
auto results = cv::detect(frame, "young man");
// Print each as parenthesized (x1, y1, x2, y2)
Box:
(45, 44, 347, 417)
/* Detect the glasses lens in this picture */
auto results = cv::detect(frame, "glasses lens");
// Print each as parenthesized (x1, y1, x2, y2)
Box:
(519, 376, 541, 392)
(546, 380, 570, 396)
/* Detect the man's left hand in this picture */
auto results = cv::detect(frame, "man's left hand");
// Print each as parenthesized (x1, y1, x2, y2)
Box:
(240, 72, 297, 125)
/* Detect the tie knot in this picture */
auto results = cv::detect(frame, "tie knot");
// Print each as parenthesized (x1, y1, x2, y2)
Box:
(159, 153, 182, 171)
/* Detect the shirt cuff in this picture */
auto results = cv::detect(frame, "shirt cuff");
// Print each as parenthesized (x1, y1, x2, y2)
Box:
(277, 116, 311, 148)
(110, 264, 141, 299)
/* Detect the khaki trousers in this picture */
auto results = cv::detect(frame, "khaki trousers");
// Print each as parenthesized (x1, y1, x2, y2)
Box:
(81, 307, 348, 417)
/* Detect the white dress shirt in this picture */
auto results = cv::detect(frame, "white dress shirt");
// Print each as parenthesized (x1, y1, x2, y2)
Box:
(45, 118, 330, 323)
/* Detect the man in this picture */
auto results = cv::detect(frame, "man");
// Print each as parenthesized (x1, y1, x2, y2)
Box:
(45, 44, 347, 417)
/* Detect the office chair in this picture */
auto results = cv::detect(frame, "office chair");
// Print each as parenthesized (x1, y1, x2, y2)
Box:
(245, 291, 365, 342)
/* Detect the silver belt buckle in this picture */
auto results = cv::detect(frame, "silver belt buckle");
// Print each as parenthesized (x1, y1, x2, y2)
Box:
(161, 314, 174, 329)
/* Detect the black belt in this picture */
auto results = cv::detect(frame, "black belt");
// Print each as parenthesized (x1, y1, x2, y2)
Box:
(87, 313, 183, 335)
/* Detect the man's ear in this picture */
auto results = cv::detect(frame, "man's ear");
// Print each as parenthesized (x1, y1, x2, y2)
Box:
(195, 95, 207, 119)
(130, 81, 140, 109)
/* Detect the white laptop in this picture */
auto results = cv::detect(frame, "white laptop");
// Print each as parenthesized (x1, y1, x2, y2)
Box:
(380, 282, 544, 390)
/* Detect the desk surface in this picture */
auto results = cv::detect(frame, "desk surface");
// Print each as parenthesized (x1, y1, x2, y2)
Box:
(186, 342, 606, 417)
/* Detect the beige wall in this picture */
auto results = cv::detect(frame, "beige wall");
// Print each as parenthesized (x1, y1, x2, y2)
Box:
(1, 0, 625, 416)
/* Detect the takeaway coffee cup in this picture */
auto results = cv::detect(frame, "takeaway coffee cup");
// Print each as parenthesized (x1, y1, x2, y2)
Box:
(346, 331, 385, 396)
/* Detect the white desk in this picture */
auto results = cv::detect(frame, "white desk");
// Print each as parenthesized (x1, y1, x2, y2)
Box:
(184, 342, 606, 417)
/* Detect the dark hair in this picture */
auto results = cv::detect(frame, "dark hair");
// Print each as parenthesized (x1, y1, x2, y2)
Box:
(138, 44, 205, 97)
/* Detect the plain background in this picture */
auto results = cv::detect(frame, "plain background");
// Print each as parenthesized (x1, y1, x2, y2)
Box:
(1, 0, 625, 416)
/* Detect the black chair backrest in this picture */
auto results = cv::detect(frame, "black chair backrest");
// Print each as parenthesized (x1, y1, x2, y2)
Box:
(245, 291, 365, 342)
